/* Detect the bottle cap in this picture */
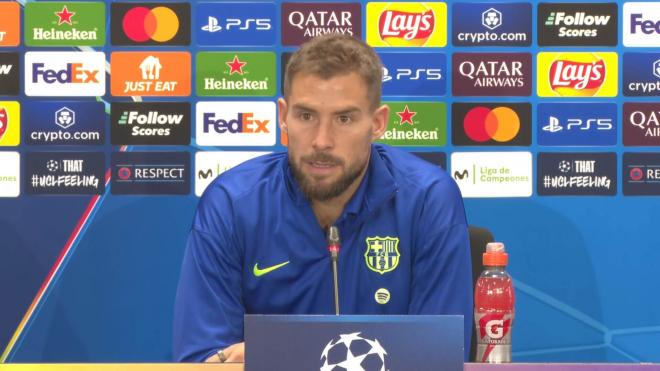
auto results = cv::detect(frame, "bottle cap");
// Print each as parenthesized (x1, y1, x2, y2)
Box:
(483, 242, 508, 266)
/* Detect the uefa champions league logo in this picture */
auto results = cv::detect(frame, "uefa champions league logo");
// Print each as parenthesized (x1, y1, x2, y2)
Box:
(320, 332, 389, 371)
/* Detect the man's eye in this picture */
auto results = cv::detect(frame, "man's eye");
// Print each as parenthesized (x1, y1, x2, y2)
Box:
(337, 115, 352, 124)
(299, 112, 313, 121)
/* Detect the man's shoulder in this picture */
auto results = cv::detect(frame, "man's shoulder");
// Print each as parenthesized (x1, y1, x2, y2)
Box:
(374, 144, 454, 191)
(203, 152, 287, 200)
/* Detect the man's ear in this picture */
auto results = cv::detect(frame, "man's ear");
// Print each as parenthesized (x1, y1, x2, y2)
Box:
(371, 104, 390, 141)
(278, 97, 288, 133)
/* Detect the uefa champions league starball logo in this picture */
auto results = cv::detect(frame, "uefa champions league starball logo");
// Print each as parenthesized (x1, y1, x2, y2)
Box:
(320, 332, 388, 371)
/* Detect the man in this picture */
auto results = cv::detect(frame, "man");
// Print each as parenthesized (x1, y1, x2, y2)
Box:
(173, 34, 472, 363)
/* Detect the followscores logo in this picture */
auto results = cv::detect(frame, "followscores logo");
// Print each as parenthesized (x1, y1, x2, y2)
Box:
(379, 52, 445, 96)
(623, 53, 660, 96)
(0, 52, 20, 96)
(196, 102, 276, 146)
(24, 101, 105, 145)
(195, 151, 269, 196)
(111, 102, 190, 145)
(450, 151, 532, 198)
(537, 52, 618, 97)
(111, 3, 190, 46)
(538, 3, 617, 46)
(452, 103, 530, 146)
(624, 2, 660, 47)
(25, 51, 105, 96)
(198, 2, 275, 46)
(366, 2, 447, 47)
(452, 3, 531, 46)
(538, 103, 616, 146)
(282, 3, 361, 46)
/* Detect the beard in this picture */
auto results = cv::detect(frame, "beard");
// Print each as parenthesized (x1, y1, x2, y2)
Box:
(290, 151, 367, 202)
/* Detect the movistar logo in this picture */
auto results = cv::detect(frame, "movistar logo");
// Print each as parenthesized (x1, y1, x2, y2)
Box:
(253, 261, 289, 277)
(454, 170, 469, 180)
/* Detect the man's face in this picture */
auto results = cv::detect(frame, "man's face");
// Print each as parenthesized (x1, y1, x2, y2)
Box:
(279, 72, 388, 201)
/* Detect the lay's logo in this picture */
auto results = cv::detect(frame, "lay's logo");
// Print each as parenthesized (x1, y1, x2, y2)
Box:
(550, 59, 605, 91)
(538, 52, 617, 97)
(367, 2, 446, 47)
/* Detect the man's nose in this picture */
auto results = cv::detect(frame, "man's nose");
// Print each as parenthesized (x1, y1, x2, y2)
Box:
(312, 120, 335, 151)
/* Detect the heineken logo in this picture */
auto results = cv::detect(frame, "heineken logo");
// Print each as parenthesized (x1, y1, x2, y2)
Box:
(396, 105, 417, 125)
(226, 55, 247, 75)
(196, 52, 276, 97)
(55, 5, 75, 25)
(378, 102, 446, 146)
(26, 2, 106, 46)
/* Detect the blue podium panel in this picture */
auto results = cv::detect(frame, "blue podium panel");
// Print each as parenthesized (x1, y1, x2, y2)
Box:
(244, 315, 463, 371)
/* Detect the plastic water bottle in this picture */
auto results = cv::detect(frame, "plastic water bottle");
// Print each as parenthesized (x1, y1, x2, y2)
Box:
(474, 242, 515, 363)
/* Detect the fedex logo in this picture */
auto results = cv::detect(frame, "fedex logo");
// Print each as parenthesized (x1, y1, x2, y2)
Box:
(25, 52, 105, 96)
(203, 113, 269, 134)
(624, 3, 660, 47)
(630, 14, 660, 34)
(196, 101, 275, 146)
(32, 63, 99, 84)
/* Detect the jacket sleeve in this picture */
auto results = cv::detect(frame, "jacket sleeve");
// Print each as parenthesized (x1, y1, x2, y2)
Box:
(172, 185, 244, 362)
(408, 177, 473, 361)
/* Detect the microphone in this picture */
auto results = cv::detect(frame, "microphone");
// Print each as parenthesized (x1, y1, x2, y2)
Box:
(327, 226, 341, 315)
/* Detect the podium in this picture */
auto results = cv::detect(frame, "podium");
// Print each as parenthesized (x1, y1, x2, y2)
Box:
(0, 364, 658, 371)
(244, 314, 464, 371)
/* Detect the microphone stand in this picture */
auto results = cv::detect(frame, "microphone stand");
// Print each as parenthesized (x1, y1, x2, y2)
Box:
(327, 226, 341, 315)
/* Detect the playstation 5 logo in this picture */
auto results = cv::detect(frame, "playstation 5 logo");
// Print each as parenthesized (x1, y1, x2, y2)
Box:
(201, 16, 271, 33)
(202, 17, 222, 32)
(543, 116, 562, 132)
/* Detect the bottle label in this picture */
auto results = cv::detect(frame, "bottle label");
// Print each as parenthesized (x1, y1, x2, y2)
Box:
(475, 312, 513, 363)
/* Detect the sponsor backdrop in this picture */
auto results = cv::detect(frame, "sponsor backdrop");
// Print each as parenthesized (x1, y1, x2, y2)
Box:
(1, 0, 660, 365)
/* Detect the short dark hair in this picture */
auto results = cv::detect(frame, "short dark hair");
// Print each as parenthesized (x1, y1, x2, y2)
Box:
(283, 34, 383, 110)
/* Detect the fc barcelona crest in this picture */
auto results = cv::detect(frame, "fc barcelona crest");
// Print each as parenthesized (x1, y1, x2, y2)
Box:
(364, 236, 400, 274)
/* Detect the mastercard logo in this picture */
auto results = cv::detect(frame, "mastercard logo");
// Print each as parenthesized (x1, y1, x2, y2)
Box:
(463, 106, 520, 143)
(122, 6, 180, 42)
